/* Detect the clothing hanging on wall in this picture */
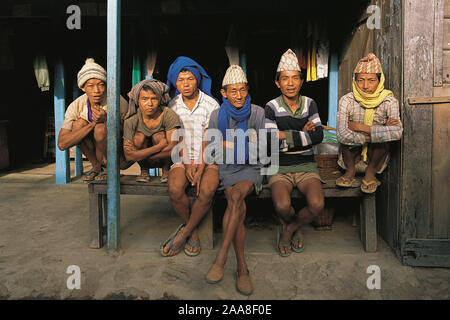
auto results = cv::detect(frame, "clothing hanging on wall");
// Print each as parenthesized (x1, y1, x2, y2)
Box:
(316, 20, 329, 80)
(225, 24, 239, 66)
(33, 54, 49, 91)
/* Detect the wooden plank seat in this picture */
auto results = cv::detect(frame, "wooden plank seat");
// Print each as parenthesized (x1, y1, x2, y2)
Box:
(88, 172, 377, 252)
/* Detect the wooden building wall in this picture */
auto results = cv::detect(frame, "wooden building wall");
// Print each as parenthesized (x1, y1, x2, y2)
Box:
(401, 0, 450, 266)
(373, 0, 403, 256)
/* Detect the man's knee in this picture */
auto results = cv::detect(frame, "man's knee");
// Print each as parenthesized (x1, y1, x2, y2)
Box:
(196, 183, 217, 206)
(273, 199, 292, 217)
(227, 190, 245, 208)
(133, 132, 146, 149)
(308, 197, 324, 216)
(168, 183, 185, 201)
(93, 123, 107, 141)
(152, 131, 166, 145)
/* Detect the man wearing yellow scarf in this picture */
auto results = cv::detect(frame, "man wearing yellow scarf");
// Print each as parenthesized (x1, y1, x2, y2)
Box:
(336, 53, 403, 193)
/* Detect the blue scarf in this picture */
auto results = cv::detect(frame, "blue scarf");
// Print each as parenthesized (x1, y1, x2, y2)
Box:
(166, 56, 216, 100)
(218, 95, 252, 165)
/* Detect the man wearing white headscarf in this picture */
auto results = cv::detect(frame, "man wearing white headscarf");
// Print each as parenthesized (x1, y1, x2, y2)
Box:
(203, 65, 266, 296)
(57, 58, 130, 181)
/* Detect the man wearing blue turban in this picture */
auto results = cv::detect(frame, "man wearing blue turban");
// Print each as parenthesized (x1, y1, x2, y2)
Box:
(161, 57, 220, 259)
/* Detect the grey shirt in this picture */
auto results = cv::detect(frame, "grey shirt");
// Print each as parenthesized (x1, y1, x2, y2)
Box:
(207, 104, 266, 191)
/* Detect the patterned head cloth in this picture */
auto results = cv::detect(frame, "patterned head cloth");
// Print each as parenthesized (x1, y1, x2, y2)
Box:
(354, 53, 383, 74)
(222, 65, 248, 87)
(77, 58, 107, 88)
(277, 49, 301, 72)
(125, 78, 171, 119)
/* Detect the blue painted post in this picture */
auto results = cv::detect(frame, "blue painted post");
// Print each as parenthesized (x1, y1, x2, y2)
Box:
(73, 81, 83, 176)
(107, 0, 121, 250)
(327, 52, 339, 129)
(54, 59, 70, 184)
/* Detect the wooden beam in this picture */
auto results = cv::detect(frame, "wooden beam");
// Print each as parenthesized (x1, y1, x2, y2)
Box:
(434, 0, 444, 87)
(402, 0, 435, 242)
(408, 96, 450, 104)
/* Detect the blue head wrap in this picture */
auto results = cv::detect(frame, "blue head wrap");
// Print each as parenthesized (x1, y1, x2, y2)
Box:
(166, 56, 216, 100)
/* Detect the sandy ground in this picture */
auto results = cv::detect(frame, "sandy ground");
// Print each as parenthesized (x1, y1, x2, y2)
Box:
(0, 162, 449, 300)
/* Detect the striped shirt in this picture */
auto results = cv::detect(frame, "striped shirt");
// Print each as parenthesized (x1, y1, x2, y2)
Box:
(337, 92, 403, 146)
(168, 90, 220, 160)
(265, 95, 323, 166)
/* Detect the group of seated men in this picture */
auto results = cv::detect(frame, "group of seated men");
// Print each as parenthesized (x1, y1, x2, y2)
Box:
(58, 51, 403, 296)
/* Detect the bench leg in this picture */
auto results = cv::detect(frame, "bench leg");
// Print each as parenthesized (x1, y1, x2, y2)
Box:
(360, 194, 377, 252)
(89, 186, 104, 249)
(198, 202, 214, 250)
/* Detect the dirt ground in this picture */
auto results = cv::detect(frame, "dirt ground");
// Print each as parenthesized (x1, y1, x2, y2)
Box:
(0, 162, 449, 300)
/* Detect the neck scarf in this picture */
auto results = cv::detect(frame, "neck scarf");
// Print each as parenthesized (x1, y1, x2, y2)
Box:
(218, 95, 252, 165)
(352, 73, 393, 161)
(166, 56, 216, 100)
(125, 78, 170, 120)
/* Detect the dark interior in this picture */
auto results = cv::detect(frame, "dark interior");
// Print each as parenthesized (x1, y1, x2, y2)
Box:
(0, 0, 370, 168)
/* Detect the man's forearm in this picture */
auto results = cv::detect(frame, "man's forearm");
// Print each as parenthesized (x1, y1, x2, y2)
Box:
(348, 122, 371, 134)
(58, 122, 96, 150)
(126, 144, 165, 162)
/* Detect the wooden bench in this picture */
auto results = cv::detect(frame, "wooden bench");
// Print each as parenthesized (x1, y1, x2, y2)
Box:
(88, 173, 377, 252)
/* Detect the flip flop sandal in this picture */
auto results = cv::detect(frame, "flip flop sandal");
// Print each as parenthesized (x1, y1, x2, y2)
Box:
(83, 169, 100, 182)
(361, 179, 378, 194)
(276, 224, 291, 257)
(184, 238, 201, 257)
(336, 176, 356, 188)
(94, 169, 107, 181)
(160, 174, 168, 183)
(136, 174, 151, 183)
(159, 224, 186, 257)
(291, 232, 305, 253)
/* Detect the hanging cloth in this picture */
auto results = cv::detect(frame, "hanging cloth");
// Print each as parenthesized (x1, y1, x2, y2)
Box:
(225, 24, 240, 66)
(316, 21, 329, 79)
(132, 49, 141, 86)
(33, 55, 50, 91)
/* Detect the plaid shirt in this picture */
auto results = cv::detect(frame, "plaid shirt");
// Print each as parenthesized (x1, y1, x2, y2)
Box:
(337, 92, 403, 146)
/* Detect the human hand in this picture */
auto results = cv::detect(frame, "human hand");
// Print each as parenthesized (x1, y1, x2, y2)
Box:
(223, 141, 234, 149)
(92, 106, 107, 123)
(123, 140, 137, 152)
(348, 121, 358, 131)
(191, 165, 205, 196)
(386, 118, 401, 126)
(185, 163, 195, 184)
(303, 121, 316, 132)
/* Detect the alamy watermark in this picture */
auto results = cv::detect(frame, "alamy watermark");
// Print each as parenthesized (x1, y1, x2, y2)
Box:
(367, 5, 381, 30)
(170, 128, 280, 176)
(66, 5, 81, 30)
(66, 265, 81, 290)
(366, 265, 381, 290)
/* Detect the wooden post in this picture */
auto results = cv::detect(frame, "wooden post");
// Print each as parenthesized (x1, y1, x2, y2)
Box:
(54, 59, 70, 184)
(360, 195, 377, 252)
(106, 0, 121, 250)
(89, 184, 104, 249)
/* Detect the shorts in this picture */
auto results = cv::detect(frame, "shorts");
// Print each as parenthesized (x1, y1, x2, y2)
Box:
(169, 162, 219, 172)
(267, 171, 324, 188)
